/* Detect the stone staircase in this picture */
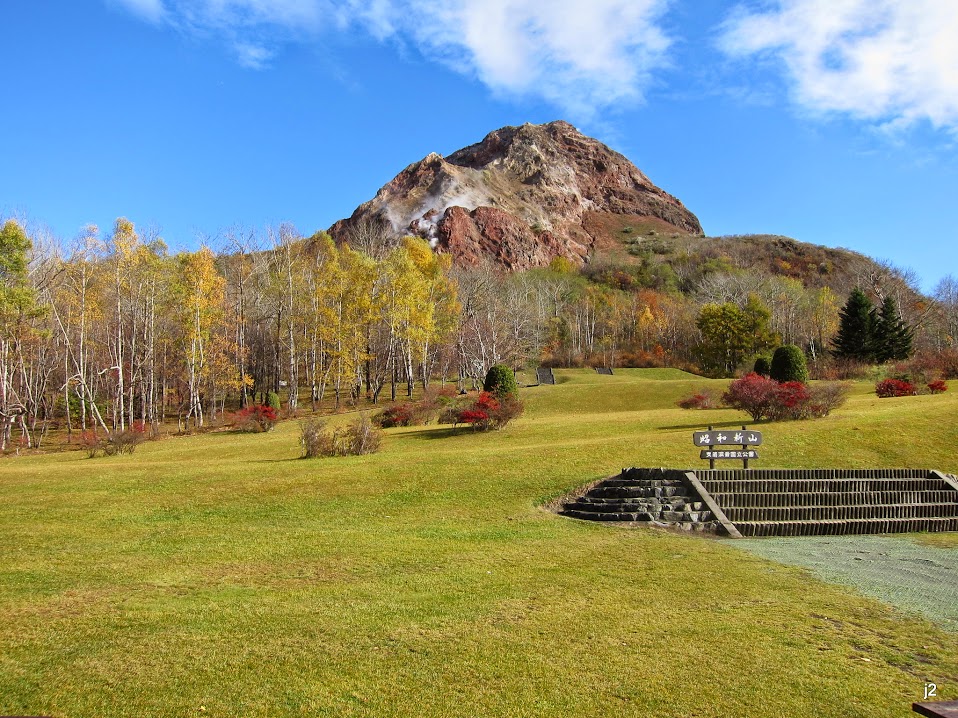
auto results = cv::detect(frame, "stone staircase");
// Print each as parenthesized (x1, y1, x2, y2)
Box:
(558, 468, 958, 538)
(536, 367, 555, 385)
(695, 469, 958, 537)
(559, 468, 719, 532)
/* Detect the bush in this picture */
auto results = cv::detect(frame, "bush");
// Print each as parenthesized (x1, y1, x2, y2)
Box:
(459, 391, 499, 430)
(266, 391, 282, 412)
(377, 403, 414, 428)
(892, 351, 958, 385)
(438, 404, 463, 425)
(875, 378, 915, 398)
(376, 387, 459, 428)
(300, 414, 382, 458)
(83, 427, 146, 457)
(234, 404, 278, 432)
(483, 364, 519, 397)
(806, 382, 852, 417)
(753, 356, 771, 377)
(78, 429, 102, 458)
(815, 357, 872, 381)
(300, 418, 333, 458)
(722, 373, 779, 421)
(489, 393, 524, 430)
(770, 345, 809, 383)
(343, 414, 382, 455)
(928, 380, 948, 394)
(766, 381, 810, 421)
(724, 374, 848, 421)
(451, 391, 524, 431)
(677, 391, 717, 410)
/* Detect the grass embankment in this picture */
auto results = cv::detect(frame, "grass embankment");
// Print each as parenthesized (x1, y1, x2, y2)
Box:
(1, 370, 957, 717)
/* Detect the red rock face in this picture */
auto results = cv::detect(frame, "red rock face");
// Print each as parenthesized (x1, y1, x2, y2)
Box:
(329, 121, 702, 269)
(436, 206, 578, 271)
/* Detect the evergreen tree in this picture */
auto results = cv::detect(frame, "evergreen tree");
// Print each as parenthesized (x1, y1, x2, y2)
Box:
(872, 295, 913, 362)
(832, 288, 874, 360)
(770, 344, 809, 383)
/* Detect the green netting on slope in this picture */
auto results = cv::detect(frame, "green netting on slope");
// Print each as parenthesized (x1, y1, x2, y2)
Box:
(731, 536, 958, 630)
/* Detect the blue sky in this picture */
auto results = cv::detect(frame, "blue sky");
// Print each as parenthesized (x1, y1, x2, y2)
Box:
(2, 0, 956, 291)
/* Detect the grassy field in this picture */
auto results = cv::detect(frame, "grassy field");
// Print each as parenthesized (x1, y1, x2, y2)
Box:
(1, 369, 957, 717)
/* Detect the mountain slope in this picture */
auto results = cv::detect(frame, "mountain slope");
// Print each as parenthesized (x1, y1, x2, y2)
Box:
(329, 121, 702, 270)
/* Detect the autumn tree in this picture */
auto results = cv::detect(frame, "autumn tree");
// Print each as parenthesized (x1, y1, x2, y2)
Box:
(0, 220, 39, 448)
(932, 275, 958, 349)
(173, 247, 226, 428)
(696, 303, 750, 375)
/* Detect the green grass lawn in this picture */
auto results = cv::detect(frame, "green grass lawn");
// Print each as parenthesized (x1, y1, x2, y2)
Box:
(1, 370, 957, 717)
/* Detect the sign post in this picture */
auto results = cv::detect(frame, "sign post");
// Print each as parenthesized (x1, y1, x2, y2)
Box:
(692, 425, 762, 469)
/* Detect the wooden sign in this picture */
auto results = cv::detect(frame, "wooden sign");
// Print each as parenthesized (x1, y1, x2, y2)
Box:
(693, 429, 762, 446)
(694, 426, 762, 469)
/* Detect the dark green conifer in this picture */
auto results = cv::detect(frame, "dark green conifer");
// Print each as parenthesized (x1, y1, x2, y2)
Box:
(832, 288, 875, 360)
(872, 295, 913, 362)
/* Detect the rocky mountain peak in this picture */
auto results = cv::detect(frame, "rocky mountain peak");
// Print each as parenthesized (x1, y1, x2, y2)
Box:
(329, 121, 702, 270)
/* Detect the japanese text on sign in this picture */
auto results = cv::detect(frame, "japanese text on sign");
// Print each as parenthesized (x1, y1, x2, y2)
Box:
(700, 449, 759, 460)
(692, 430, 762, 446)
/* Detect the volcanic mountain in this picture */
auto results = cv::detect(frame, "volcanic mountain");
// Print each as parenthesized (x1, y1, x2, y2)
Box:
(329, 121, 702, 270)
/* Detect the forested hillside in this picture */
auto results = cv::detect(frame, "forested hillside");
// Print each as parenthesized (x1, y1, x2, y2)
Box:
(1, 215, 957, 451)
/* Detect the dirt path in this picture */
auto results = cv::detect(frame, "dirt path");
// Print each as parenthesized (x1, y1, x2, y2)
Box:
(730, 535, 958, 630)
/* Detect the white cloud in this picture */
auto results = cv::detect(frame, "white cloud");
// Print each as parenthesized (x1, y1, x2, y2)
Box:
(404, 0, 672, 117)
(234, 42, 274, 69)
(109, 0, 673, 118)
(719, 0, 958, 132)
(112, 0, 166, 24)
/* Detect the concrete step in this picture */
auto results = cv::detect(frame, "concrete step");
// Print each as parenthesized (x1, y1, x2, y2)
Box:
(698, 469, 931, 480)
(604, 477, 686, 488)
(699, 478, 948, 494)
(560, 509, 656, 522)
(713, 490, 958, 508)
(724, 502, 958, 523)
(736, 516, 958, 537)
(589, 485, 689, 499)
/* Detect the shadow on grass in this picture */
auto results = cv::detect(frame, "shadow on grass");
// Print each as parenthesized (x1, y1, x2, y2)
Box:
(658, 419, 760, 431)
(399, 427, 472, 440)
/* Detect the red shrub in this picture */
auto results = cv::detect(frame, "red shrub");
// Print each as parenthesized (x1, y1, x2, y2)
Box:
(474, 392, 500, 413)
(459, 409, 490, 426)
(875, 379, 915, 398)
(767, 381, 810, 420)
(722, 373, 779, 421)
(452, 391, 523, 431)
(893, 350, 958, 383)
(677, 392, 716, 410)
(928, 380, 948, 394)
(234, 404, 278, 432)
(378, 403, 414, 428)
(724, 375, 848, 421)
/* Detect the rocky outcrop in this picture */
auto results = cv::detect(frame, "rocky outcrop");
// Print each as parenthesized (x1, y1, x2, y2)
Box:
(329, 121, 702, 270)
